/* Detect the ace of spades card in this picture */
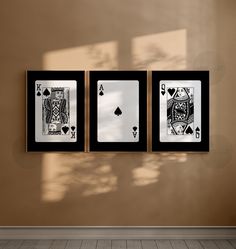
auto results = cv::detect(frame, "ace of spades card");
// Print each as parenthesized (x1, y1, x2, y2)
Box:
(160, 80, 201, 142)
(97, 80, 139, 142)
(35, 80, 77, 142)
(89, 70, 147, 152)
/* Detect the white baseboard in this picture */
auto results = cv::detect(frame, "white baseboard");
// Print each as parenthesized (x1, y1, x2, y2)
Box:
(0, 227, 236, 239)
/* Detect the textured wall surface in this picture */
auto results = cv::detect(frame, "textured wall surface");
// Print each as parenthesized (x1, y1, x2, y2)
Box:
(0, 0, 235, 225)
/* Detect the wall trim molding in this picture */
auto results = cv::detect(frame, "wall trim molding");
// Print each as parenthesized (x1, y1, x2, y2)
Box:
(0, 226, 236, 239)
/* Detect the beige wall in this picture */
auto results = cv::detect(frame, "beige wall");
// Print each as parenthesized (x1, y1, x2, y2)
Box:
(0, 0, 236, 226)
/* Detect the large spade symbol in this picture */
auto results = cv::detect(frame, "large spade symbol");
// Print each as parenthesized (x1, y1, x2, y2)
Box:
(62, 126, 69, 134)
(43, 88, 50, 97)
(185, 126, 193, 135)
(114, 107, 122, 116)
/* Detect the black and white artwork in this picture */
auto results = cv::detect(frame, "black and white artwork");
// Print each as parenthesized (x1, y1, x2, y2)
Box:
(27, 71, 85, 152)
(160, 81, 201, 142)
(97, 80, 139, 142)
(152, 71, 209, 152)
(35, 81, 77, 142)
(90, 71, 147, 151)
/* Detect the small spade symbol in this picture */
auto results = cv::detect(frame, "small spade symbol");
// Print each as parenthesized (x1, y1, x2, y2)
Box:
(132, 126, 138, 138)
(195, 127, 200, 139)
(71, 126, 75, 131)
(99, 91, 104, 96)
(114, 107, 122, 116)
(37, 91, 41, 96)
(43, 88, 50, 97)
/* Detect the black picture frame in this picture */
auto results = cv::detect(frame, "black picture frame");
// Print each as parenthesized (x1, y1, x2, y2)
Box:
(27, 71, 85, 152)
(152, 71, 209, 152)
(90, 71, 147, 152)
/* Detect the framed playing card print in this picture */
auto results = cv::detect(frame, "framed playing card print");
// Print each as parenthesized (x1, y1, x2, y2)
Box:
(27, 71, 85, 151)
(152, 71, 209, 152)
(90, 71, 147, 151)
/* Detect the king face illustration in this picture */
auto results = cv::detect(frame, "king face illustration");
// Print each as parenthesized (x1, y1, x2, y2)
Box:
(44, 88, 68, 135)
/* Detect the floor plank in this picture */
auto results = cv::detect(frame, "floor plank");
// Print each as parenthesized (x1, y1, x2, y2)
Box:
(229, 241, 236, 249)
(215, 240, 234, 249)
(50, 240, 68, 249)
(0, 241, 9, 249)
(185, 240, 204, 249)
(97, 240, 111, 249)
(19, 245, 35, 249)
(35, 240, 53, 249)
(171, 240, 188, 249)
(112, 240, 126, 249)
(199, 241, 218, 249)
(66, 240, 82, 249)
(127, 240, 142, 249)
(19, 240, 39, 249)
(80, 240, 97, 249)
(155, 240, 173, 249)
(1, 239, 236, 249)
(4, 240, 24, 249)
(0, 241, 8, 246)
(141, 240, 157, 249)
(22, 241, 38, 246)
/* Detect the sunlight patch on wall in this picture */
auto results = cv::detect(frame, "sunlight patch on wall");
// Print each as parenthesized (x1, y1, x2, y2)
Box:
(41, 152, 187, 201)
(132, 154, 161, 186)
(161, 152, 187, 163)
(41, 153, 72, 202)
(41, 153, 117, 202)
(43, 41, 118, 70)
(132, 153, 187, 187)
(81, 164, 117, 197)
(132, 29, 186, 69)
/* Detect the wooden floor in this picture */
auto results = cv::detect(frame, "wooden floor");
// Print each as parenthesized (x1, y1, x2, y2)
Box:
(0, 240, 236, 249)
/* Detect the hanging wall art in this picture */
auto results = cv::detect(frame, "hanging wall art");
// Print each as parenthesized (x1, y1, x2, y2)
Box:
(27, 71, 85, 151)
(89, 71, 147, 152)
(152, 71, 209, 152)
